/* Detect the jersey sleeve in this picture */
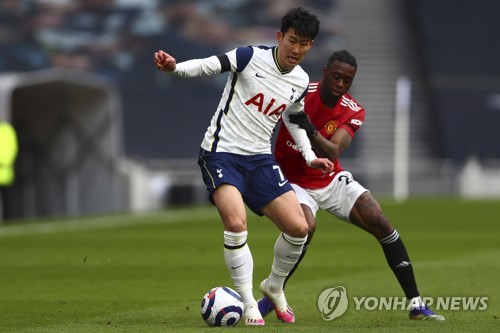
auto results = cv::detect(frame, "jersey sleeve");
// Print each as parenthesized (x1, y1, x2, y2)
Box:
(171, 55, 222, 77)
(169, 45, 254, 78)
(281, 80, 317, 165)
(282, 106, 317, 166)
(339, 107, 365, 137)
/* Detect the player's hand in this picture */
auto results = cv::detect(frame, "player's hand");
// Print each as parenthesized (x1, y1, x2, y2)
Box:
(154, 50, 177, 72)
(310, 157, 334, 174)
(289, 111, 317, 138)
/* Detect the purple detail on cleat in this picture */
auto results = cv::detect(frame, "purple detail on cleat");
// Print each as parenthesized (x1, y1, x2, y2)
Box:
(409, 306, 445, 321)
(257, 297, 274, 317)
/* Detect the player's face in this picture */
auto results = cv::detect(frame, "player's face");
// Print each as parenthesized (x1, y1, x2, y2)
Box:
(276, 28, 314, 71)
(322, 60, 356, 98)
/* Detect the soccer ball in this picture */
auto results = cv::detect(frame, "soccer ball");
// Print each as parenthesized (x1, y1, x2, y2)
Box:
(200, 286, 244, 327)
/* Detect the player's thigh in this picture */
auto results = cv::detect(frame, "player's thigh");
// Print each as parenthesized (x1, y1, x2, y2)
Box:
(212, 184, 247, 232)
(313, 171, 368, 222)
(291, 183, 319, 233)
(291, 183, 319, 217)
(198, 150, 248, 230)
(261, 190, 308, 238)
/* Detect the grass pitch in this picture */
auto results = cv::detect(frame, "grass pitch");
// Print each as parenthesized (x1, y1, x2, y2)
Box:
(0, 199, 499, 332)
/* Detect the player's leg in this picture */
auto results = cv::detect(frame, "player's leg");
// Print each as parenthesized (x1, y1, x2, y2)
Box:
(212, 185, 264, 325)
(259, 190, 309, 323)
(348, 189, 444, 320)
(257, 183, 319, 317)
(258, 201, 316, 317)
(284, 202, 316, 287)
(284, 183, 320, 287)
(243, 159, 309, 323)
(198, 150, 264, 325)
(349, 192, 421, 297)
(327, 172, 420, 304)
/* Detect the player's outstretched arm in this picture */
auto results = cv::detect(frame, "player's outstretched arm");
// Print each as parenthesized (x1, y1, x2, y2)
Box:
(154, 50, 224, 78)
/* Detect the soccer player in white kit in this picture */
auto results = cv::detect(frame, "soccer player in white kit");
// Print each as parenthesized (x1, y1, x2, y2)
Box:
(154, 7, 333, 325)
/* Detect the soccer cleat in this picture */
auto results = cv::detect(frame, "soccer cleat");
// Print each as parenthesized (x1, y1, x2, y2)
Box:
(409, 306, 445, 321)
(259, 279, 295, 323)
(257, 296, 275, 317)
(242, 303, 265, 326)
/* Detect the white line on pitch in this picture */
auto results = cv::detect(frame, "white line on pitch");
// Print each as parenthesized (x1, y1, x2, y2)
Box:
(0, 206, 217, 237)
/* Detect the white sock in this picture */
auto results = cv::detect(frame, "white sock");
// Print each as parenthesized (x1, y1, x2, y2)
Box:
(409, 296, 425, 309)
(223, 231, 255, 306)
(268, 233, 306, 293)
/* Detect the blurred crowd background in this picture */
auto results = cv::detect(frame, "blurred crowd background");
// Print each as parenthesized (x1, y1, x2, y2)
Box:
(4, 0, 498, 162)
(0, 0, 343, 159)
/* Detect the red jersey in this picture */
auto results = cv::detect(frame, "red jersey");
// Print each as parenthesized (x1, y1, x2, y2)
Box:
(274, 82, 365, 189)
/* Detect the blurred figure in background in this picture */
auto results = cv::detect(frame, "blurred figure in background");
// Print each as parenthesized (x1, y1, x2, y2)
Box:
(0, 118, 18, 221)
(0, 0, 50, 71)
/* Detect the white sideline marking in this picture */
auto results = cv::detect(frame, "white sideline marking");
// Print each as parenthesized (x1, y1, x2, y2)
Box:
(0, 207, 217, 237)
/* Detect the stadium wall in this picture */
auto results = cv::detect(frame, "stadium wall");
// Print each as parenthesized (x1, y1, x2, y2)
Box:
(0, 69, 128, 221)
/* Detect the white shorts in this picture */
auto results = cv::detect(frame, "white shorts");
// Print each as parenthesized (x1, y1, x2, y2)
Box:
(291, 171, 369, 222)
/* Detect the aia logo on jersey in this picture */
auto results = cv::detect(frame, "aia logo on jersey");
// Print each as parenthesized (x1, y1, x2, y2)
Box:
(324, 120, 337, 135)
(245, 93, 286, 117)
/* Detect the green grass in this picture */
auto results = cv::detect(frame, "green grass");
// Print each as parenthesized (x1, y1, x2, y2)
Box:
(0, 199, 499, 332)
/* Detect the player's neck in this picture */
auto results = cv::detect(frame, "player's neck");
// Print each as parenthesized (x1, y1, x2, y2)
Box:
(319, 84, 340, 109)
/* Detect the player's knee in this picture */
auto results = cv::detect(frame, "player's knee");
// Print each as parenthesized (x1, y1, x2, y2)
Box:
(367, 212, 394, 238)
(357, 194, 391, 231)
(222, 218, 247, 233)
(298, 223, 309, 238)
(374, 213, 392, 231)
(287, 221, 308, 238)
(300, 218, 310, 237)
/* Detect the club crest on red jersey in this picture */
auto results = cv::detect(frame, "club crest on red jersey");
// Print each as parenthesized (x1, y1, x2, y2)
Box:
(324, 120, 337, 135)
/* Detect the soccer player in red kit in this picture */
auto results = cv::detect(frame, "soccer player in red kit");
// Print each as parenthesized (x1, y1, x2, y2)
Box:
(259, 50, 444, 321)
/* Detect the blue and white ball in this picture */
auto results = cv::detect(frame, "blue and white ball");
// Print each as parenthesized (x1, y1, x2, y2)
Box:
(201, 286, 244, 327)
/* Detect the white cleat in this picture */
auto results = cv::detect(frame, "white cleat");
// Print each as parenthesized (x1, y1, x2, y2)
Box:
(242, 303, 265, 326)
(259, 279, 295, 323)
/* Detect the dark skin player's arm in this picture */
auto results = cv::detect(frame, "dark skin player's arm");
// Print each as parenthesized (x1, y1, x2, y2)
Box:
(309, 127, 352, 162)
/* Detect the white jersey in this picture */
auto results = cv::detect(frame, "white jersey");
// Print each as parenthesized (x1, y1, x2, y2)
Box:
(169, 45, 317, 164)
(200, 46, 308, 155)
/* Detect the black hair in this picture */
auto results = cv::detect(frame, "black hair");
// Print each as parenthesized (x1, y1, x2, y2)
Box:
(327, 50, 357, 69)
(280, 6, 320, 40)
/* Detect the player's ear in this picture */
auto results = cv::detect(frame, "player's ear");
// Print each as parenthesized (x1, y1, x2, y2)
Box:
(276, 31, 283, 42)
